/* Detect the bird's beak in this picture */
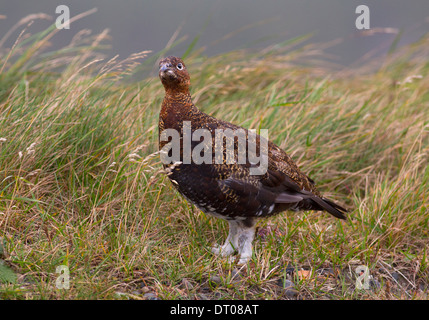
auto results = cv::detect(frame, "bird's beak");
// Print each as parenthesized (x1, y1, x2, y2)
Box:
(159, 63, 172, 73)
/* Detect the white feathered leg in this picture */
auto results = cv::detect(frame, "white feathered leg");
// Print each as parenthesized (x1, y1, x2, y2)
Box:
(212, 220, 238, 257)
(236, 220, 256, 265)
(212, 218, 256, 265)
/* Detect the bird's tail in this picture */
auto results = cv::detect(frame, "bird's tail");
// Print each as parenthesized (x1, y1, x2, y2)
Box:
(310, 196, 347, 220)
(275, 188, 347, 220)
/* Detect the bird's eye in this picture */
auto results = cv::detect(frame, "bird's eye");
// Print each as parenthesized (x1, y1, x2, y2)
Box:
(177, 63, 183, 70)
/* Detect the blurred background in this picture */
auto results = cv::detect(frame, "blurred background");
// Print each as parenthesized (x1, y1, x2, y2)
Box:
(1, 0, 428, 68)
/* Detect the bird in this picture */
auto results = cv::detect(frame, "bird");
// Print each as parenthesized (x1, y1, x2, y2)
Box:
(158, 56, 347, 265)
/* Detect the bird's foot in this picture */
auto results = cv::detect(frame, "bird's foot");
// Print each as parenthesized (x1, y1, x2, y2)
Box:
(237, 257, 250, 265)
(236, 247, 252, 265)
(211, 243, 235, 257)
(211, 244, 252, 265)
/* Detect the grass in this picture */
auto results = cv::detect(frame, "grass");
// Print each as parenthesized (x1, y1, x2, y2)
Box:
(0, 17, 428, 300)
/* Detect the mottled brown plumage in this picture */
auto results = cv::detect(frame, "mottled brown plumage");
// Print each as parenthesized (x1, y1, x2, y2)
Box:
(158, 56, 347, 264)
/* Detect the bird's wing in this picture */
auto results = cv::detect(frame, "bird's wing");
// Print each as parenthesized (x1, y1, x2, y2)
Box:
(264, 142, 317, 193)
(191, 115, 347, 219)
(217, 167, 346, 219)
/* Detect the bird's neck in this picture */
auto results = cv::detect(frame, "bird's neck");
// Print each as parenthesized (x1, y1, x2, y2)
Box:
(164, 89, 193, 105)
(160, 89, 202, 131)
(161, 90, 199, 116)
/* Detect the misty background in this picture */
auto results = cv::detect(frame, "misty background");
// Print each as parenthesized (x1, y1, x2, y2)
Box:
(1, 0, 428, 69)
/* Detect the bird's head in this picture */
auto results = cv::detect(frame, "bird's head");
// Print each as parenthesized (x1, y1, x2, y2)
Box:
(159, 56, 190, 93)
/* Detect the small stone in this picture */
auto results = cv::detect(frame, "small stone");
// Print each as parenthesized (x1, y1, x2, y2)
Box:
(369, 278, 381, 291)
(209, 275, 222, 285)
(197, 293, 209, 300)
(141, 286, 151, 293)
(391, 272, 401, 282)
(114, 292, 129, 299)
(378, 267, 389, 274)
(230, 268, 242, 283)
(143, 292, 159, 300)
(214, 291, 223, 299)
(280, 279, 298, 298)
